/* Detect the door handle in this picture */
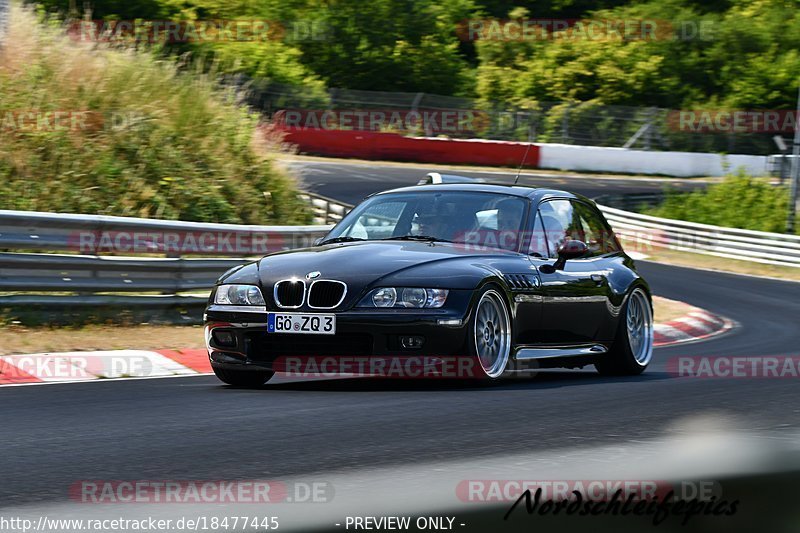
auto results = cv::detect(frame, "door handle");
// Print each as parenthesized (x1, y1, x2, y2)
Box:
(590, 274, 605, 285)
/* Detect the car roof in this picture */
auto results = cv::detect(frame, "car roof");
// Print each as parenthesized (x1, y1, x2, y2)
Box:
(375, 181, 581, 203)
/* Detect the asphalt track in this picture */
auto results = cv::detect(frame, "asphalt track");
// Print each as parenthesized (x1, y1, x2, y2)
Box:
(1, 162, 798, 513)
(286, 159, 707, 205)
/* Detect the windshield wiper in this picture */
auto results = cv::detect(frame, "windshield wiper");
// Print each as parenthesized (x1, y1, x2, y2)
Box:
(383, 235, 453, 243)
(319, 236, 367, 245)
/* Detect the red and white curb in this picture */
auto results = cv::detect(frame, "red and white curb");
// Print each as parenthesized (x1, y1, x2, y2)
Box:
(0, 349, 210, 386)
(654, 309, 736, 347)
(0, 308, 735, 386)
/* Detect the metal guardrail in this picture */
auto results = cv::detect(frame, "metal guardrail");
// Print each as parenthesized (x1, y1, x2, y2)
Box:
(0, 253, 244, 292)
(298, 192, 351, 225)
(0, 208, 331, 253)
(599, 205, 800, 268)
(0, 202, 334, 316)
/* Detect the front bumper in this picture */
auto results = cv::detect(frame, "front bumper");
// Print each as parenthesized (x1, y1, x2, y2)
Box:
(205, 305, 472, 372)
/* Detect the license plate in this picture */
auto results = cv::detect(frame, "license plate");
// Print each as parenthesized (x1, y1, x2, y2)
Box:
(268, 313, 336, 335)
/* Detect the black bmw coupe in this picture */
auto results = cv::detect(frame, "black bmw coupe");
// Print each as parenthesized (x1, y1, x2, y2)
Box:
(205, 180, 653, 385)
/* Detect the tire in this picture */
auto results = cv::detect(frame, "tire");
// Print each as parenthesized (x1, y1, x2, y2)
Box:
(595, 287, 653, 376)
(213, 367, 274, 387)
(469, 286, 512, 380)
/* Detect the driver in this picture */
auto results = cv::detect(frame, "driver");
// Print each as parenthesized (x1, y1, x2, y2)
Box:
(417, 214, 446, 237)
(495, 198, 524, 250)
(414, 201, 454, 240)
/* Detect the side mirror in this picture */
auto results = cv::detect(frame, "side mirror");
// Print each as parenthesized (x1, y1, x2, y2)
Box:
(543, 240, 588, 272)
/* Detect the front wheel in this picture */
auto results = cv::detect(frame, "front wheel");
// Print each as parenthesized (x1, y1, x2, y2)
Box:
(213, 367, 274, 387)
(470, 287, 512, 379)
(595, 287, 653, 376)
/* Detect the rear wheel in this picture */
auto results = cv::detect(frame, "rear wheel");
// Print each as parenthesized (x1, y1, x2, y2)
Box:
(213, 367, 274, 387)
(470, 287, 512, 379)
(595, 288, 653, 376)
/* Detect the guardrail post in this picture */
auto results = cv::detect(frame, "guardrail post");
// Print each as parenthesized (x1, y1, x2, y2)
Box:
(84, 217, 102, 298)
(561, 104, 570, 143)
(175, 256, 184, 297)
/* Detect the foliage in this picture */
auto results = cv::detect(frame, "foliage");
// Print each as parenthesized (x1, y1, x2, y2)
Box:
(29, 0, 800, 116)
(474, 0, 800, 111)
(0, 6, 310, 224)
(29, 0, 800, 114)
(647, 171, 794, 234)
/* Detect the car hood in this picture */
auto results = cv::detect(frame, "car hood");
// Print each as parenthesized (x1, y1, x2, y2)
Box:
(257, 241, 519, 307)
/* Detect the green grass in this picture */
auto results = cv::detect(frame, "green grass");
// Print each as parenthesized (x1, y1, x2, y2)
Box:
(646, 171, 796, 235)
(0, 5, 310, 225)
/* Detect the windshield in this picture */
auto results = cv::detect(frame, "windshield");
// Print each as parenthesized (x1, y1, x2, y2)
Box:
(322, 191, 528, 251)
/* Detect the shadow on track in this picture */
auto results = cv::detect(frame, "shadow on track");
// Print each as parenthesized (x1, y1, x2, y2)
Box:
(213, 370, 674, 393)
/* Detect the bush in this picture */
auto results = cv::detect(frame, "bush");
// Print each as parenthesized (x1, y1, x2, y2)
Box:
(0, 6, 310, 225)
(647, 170, 793, 234)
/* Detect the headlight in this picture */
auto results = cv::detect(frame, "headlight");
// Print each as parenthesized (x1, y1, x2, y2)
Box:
(360, 288, 448, 308)
(400, 288, 426, 308)
(424, 288, 449, 308)
(214, 284, 266, 306)
(372, 287, 397, 308)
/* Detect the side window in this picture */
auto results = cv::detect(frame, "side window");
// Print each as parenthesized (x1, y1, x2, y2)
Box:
(572, 201, 621, 257)
(527, 214, 549, 258)
(538, 199, 577, 259)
